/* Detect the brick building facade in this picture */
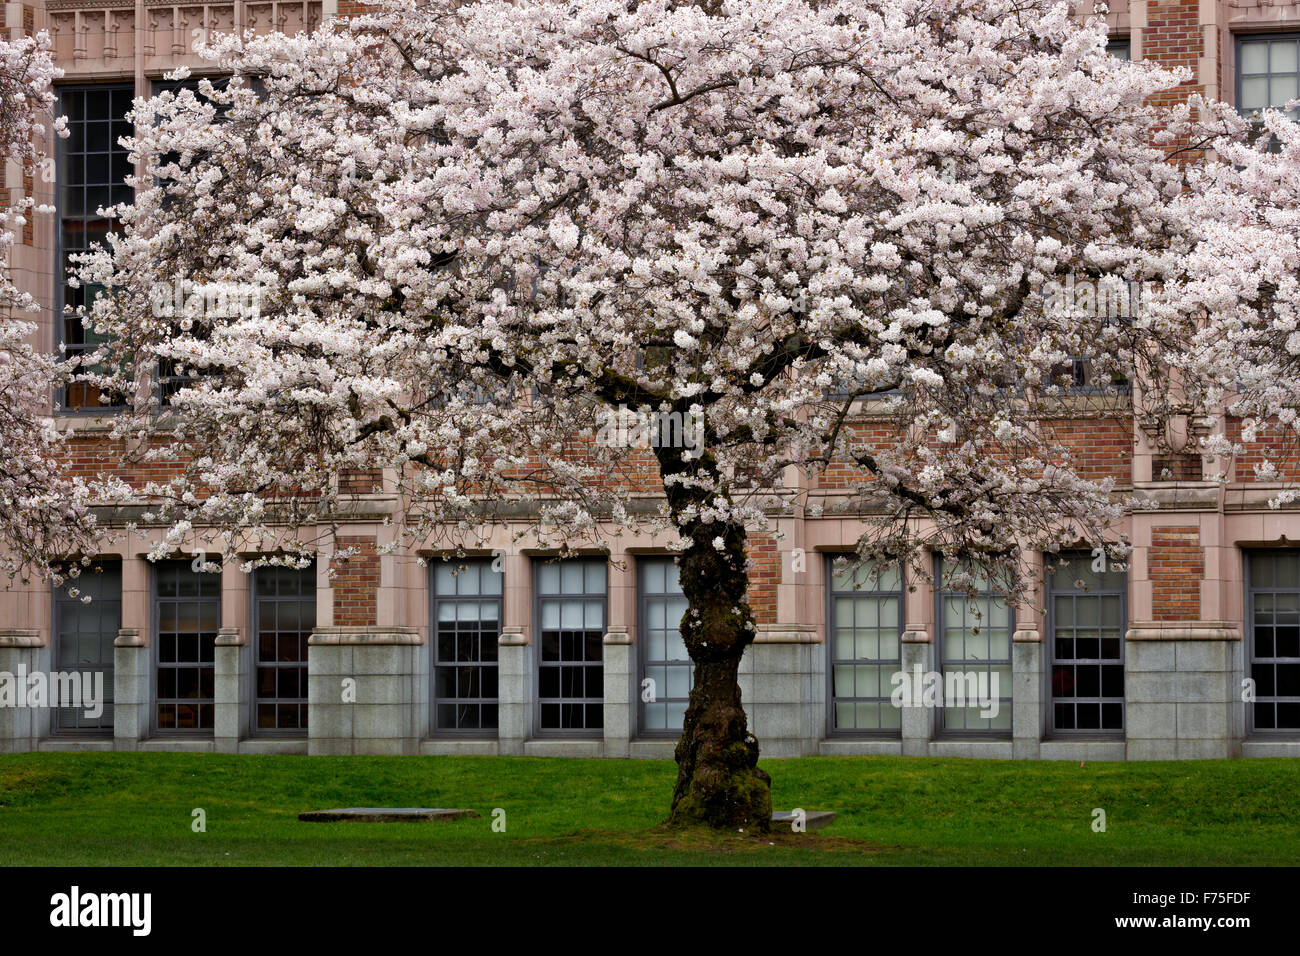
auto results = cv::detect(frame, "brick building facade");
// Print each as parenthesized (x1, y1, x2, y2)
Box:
(2, 0, 1300, 761)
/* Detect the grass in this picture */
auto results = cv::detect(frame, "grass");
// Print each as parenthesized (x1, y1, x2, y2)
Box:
(0, 752, 1297, 865)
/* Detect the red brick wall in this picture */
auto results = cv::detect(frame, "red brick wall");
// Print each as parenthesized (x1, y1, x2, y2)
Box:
(745, 532, 779, 624)
(339, 469, 381, 495)
(62, 437, 184, 489)
(1045, 417, 1134, 484)
(1149, 525, 1203, 621)
(1226, 418, 1300, 483)
(1144, 0, 1205, 160)
(816, 419, 901, 489)
(331, 535, 379, 626)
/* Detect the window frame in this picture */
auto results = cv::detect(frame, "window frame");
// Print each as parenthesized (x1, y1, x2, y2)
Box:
(429, 556, 503, 738)
(636, 555, 693, 739)
(1236, 32, 1300, 117)
(1045, 551, 1127, 738)
(249, 563, 315, 737)
(50, 561, 121, 735)
(151, 559, 221, 735)
(1244, 550, 1300, 735)
(825, 553, 906, 738)
(933, 555, 1014, 738)
(533, 556, 608, 738)
(54, 83, 136, 415)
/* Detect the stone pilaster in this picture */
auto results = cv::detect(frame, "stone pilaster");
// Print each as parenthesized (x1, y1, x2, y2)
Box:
(496, 625, 531, 756)
(213, 625, 245, 753)
(307, 625, 423, 755)
(1012, 629, 1043, 759)
(1125, 620, 1240, 760)
(113, 628, 149, 749)
(602, 625, 632, 757)
(900, 629, 932, 756)
(0, 629, 45, 753)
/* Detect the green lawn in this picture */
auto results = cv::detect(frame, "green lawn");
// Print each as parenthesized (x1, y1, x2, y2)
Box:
(0, 752, 1296, 865)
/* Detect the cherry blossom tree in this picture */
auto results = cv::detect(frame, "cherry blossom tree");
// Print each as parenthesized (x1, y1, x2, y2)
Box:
(0, 32, 105, 585)
(78, 0, 1255, 828)
(1170, 110, 1300, 490)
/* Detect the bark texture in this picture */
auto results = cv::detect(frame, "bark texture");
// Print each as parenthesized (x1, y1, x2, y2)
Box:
(657, 443, 772, 831)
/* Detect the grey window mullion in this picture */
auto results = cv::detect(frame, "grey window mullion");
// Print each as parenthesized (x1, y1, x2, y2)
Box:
(1246, 551, 1300, 733)
(153, 560, 221, 734)
(431, 558, 501, 736)
(826, 555, 904, 737)
(52, 563, 121, 734)
(252, 565, 314, 735)
(1047, 552, 1126, 736)
(535, 558, 606, 736)
(935, 556, 1013, 737)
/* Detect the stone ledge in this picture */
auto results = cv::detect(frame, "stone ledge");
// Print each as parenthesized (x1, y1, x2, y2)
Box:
(309, 626, 422, 646)
(602, 626, 632, 646)
(215, 626, 244, 647)
(298, 807, 480, 823)
(499, 625, 528, 647)
(753, 625, 820, 644)
(114, 627, 145, 647)
(1126, 621, 1241, 642)
(0, 628, 42, 648)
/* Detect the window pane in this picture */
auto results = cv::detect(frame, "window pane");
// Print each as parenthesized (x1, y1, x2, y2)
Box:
(155, 561, 221, 732)
(431, 558, 502, 734)
(1048, 552, 1125, 734)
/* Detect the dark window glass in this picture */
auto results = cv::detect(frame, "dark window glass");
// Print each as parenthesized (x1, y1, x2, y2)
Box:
(1247, 551, 1300, 732)
(252, 564, 314, 733)
(57, 85, 133, 411)
(536, 558, 605, 734)
(52, 562, 121, 733)
(154, 560, 220, 732)
(1048, 552, 1126, 734)
(431, 558, 502, 734)
(1237, 35, 1300, 153)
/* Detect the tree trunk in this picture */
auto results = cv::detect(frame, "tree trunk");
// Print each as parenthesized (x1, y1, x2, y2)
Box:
(656, 444, 772, 831)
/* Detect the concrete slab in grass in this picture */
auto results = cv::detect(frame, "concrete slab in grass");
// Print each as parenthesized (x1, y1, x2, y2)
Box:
(298, 808, 480, 823)
(771, 810, 836, 831)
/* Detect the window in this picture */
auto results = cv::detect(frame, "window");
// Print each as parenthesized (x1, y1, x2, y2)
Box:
(431, 558, 501, 734)
(51, 562, 120, 734)
(1047, 552, 1126, 734)
(154, 560, 220, 732)
(1238, 34, 1300, 153)
(57, 85, 134, 411)
(638, 557, 692, 736)
(936, 559, 1012, 735)
(827, 557, 903, 735)
(1107, 39, 1131, 61)
(1245, 552, 1300, 732)
(253, 564, 314, 734)
(1238, 34, 1300, 120)
(535, 558, 606, 734)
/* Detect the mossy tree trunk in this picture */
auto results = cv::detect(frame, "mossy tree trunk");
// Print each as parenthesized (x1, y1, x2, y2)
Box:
(655, 442, 772, 831)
